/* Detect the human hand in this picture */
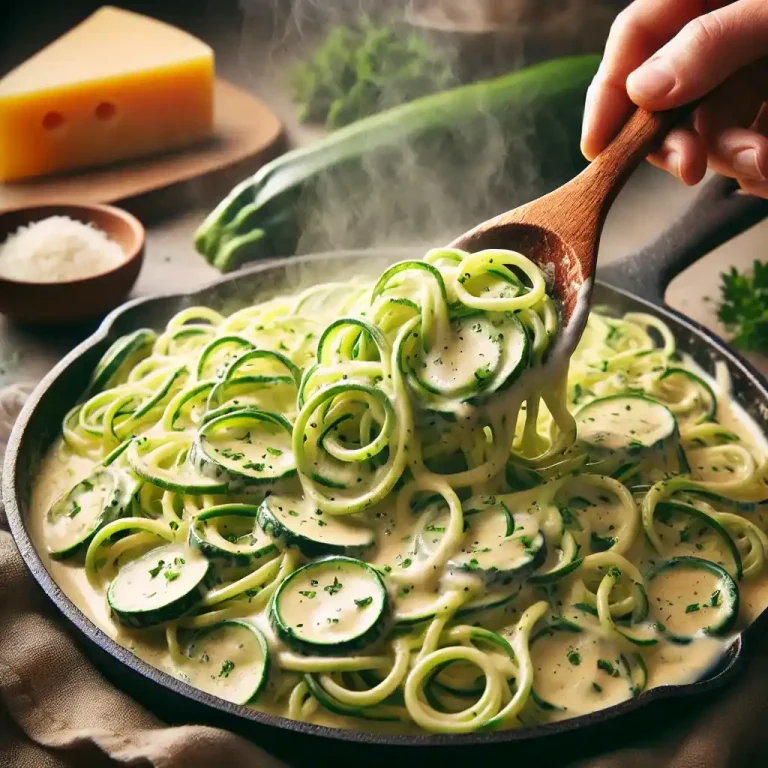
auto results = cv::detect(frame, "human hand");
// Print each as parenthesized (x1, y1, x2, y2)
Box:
(581, 0, 768, 198)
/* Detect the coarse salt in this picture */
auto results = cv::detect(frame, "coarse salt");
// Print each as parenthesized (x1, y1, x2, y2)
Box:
(0, 215, 125, 283)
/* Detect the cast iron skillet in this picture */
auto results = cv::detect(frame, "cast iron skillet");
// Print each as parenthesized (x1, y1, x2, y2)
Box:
(4, 176, 768, 767)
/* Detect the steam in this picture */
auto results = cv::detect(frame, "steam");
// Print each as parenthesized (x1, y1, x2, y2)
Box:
(234, 0, 615, 258)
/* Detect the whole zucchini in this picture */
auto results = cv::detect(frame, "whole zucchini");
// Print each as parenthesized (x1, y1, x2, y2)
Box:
(196, 55, 599, 272)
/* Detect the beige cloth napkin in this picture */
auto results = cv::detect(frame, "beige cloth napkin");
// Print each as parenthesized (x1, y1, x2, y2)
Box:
(2, 419, 768, 767)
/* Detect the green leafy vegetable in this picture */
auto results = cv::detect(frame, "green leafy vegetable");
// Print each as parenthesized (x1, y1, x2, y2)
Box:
(291, 20, 456, 129)
(717, 260, 768, 353)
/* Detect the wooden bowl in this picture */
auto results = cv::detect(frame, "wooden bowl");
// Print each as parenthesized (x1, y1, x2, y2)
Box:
(0, 203, 145, 325)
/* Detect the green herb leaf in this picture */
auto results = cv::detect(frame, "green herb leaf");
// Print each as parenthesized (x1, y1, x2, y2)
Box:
(323, 577, 343, 596)
(219, 660, 235, 678)
(290, 19, 457, 130)
(717, 260, 768, 353)
(597, 659, 619, 677)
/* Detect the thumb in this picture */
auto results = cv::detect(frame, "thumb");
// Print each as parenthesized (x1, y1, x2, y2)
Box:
(626, 0, 768, 110)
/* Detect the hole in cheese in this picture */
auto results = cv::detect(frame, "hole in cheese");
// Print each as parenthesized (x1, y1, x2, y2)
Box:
(42, 111, 65, 130)
(95, 102, 116, 121)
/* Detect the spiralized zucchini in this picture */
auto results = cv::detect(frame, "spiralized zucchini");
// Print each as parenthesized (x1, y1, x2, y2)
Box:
(39, 247, 768, 734)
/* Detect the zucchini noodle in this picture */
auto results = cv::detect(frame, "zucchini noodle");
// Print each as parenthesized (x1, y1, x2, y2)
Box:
(34, 246, 768, 734)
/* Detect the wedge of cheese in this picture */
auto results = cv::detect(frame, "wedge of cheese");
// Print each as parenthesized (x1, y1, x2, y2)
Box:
(0, 6, 215, 182)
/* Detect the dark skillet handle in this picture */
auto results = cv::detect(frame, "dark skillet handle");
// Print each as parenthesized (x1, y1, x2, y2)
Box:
(597, 176, 768, 303)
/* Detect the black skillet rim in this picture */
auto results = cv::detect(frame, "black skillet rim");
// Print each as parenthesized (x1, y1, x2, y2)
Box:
(4, 250, 768, 748)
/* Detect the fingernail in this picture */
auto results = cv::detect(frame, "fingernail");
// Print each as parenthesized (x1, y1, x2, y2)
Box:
(731, 149, 765, 180)
(627, 59, 676, 101)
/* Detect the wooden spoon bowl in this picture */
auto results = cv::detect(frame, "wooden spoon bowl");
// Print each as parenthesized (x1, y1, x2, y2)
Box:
(0, 203, 145, 325)
(451, 107, 691, 366)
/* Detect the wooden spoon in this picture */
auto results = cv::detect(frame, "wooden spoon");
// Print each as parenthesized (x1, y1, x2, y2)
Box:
(450, 107, 691, 372)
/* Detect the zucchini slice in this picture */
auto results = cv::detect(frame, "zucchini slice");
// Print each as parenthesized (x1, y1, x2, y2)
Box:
(419, 500, 546, 582)
(128, 435, 229, 495)
(271, 556, 389, 655)
(108, 544, 209, 628)
(654, 501, 742, 580)
(194, 407, 296, 484)
(455, 582, 522, 617)
(402, 311, 529, 409)
(529, 621, 633, 715)
(393, 589, 445, 626)
(184, 620, 270, 705)
(88, 329, 157, 395)
(258, 494, 374, 558)
(413, 315, 504, 398)
(646, 556, 739, 644)
(575, 395, 678, 453)
(46, 466, 140, 559)
(189, 503, 278, 565)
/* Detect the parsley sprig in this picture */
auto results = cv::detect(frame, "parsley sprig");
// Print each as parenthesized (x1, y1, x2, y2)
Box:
(717, 260, 768, 353)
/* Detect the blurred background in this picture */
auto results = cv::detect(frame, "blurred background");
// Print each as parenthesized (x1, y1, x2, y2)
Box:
(0, 0, 765, 376)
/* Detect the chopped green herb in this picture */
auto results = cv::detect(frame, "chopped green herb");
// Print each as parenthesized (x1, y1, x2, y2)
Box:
(717, 260, 768, 353)
(148, 560, 165, 579)
(324, 577, 343, 596)
(218, 660, 235, 678)
(567, 649, 581, 666)
(354, 596, 373, 608)
(597, 659, 619, 677)
(685, 603, 700, 613)
(299, 590, 316, 599)
(266, 447, 283, 456)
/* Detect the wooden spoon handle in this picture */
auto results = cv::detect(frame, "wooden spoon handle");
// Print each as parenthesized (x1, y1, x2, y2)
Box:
(582, 103, 698, 209)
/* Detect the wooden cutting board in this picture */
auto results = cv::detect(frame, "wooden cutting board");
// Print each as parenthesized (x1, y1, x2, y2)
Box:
(0, 79, 284, 216)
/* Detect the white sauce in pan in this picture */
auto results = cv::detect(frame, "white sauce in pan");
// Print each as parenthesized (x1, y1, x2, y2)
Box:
(28, 249, 768, 734)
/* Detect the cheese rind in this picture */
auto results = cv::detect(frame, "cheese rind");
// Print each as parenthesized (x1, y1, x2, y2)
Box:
(0, 7, 215, 182)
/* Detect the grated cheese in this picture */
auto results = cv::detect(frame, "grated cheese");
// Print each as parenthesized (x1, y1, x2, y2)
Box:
(0, 216, 125, 283)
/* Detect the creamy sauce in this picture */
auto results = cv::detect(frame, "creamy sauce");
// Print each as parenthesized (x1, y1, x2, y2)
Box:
(27, 251, 768, 735)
